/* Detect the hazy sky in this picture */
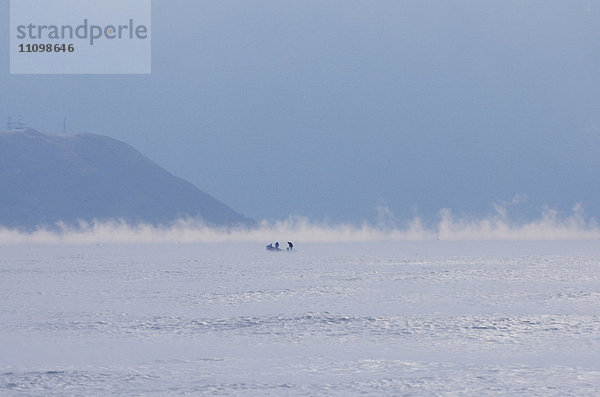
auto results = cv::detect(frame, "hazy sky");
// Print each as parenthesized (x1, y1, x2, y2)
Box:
(1, 1, 599, 224)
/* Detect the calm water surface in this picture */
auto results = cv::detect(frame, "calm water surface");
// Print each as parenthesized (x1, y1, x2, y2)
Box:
(1, 241, 600, 395)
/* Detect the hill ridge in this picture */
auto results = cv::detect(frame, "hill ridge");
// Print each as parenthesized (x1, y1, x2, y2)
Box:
(0, 128, 255, 230)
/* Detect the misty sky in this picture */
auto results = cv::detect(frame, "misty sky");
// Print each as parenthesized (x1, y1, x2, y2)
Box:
(1, 1, 599, 224)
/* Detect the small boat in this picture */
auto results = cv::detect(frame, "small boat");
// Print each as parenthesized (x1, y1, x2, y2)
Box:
(266, 243, 282, 251)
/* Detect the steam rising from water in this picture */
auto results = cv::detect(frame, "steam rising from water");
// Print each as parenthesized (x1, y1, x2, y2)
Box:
(0, 205, 598, 244)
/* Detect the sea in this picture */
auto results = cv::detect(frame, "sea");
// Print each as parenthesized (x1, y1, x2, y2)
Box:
(1, 241, 600, 396)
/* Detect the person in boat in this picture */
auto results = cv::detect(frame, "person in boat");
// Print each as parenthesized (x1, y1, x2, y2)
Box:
(287, 242, 293, 251)
(275, 242, 280, 249)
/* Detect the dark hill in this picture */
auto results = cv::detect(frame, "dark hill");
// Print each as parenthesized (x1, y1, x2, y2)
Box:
(0, 128, 255, 229)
